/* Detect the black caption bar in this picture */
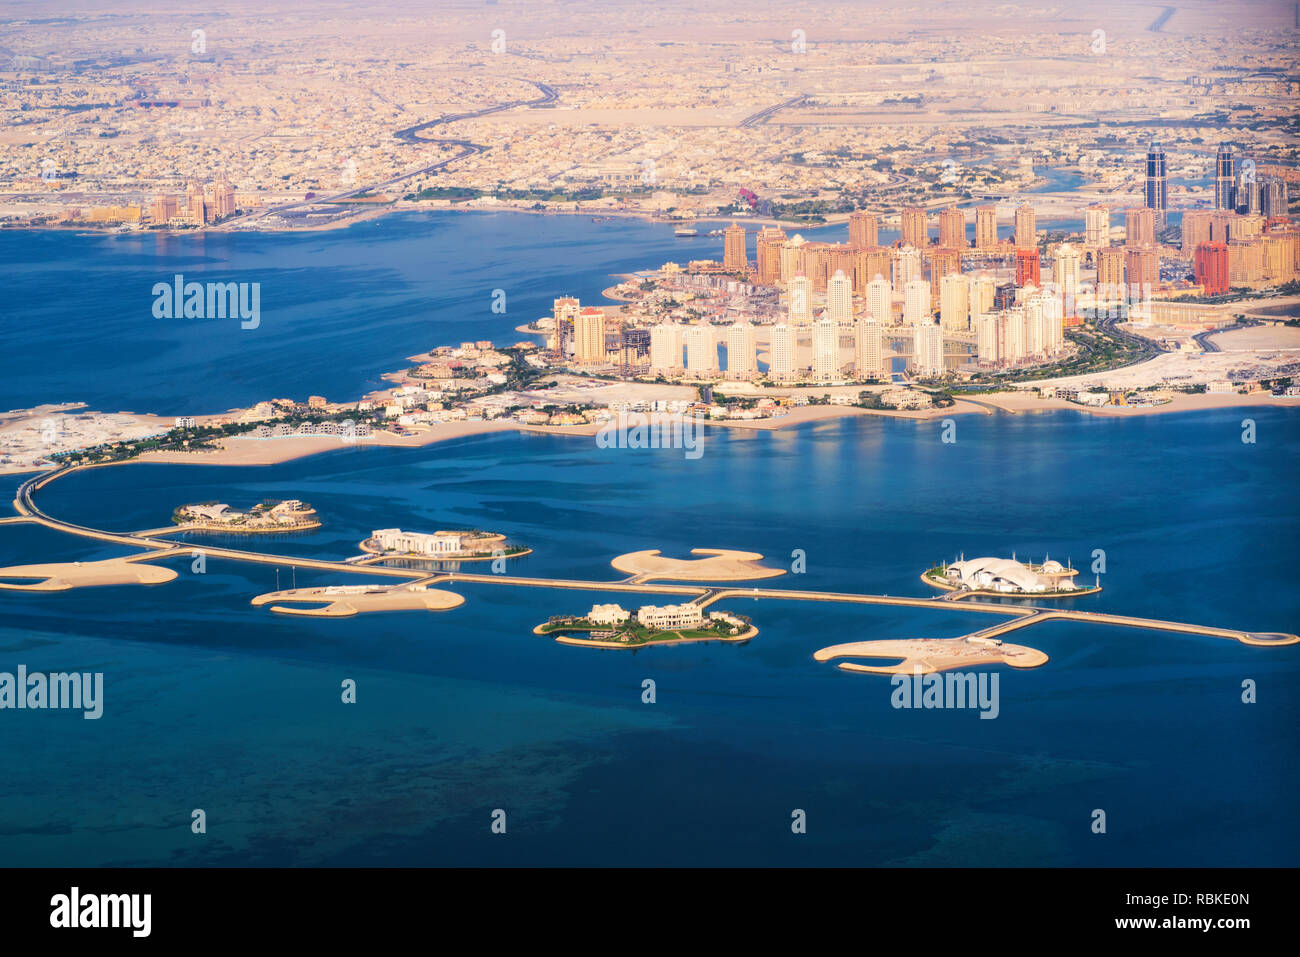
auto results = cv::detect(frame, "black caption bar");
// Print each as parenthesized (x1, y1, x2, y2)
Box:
(0, 867, 1282, 944)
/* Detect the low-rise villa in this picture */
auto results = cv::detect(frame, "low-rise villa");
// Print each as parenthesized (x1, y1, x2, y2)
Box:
(174, 499, 317, 529)
(588, 604, 631, 626)
(371, 528, 471, 556)
(636, 603, 705, 630)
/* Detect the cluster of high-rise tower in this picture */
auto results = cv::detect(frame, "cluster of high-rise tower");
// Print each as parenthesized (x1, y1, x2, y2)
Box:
(718, 209, 1071, 378)
(1182, 146, 1295, 296)
(146, 175, 239, 227)
(546, 143, 1296, 384)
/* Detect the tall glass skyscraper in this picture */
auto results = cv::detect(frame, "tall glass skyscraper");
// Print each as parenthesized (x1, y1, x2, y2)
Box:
(1215, 146, 1236, 211)
(1145, 144, 1168, 226)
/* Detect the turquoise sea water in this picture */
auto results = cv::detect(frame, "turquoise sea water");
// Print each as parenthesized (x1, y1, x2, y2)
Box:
(0, 217, 1297, 866)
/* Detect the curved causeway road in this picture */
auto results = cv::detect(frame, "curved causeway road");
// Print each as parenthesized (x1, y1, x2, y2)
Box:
(8, 465, 1299, 650)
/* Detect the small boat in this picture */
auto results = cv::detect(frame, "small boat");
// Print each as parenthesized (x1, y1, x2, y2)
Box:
(674, 227, 699, 237)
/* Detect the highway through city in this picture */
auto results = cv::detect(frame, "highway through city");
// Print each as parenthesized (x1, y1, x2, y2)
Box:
(393, 79, 557, 144)
(1193, 327, 1225, 353)
(738, 94, 810, 129)
(1088, 311, 1166, 370)
(217, 78, 557, 228)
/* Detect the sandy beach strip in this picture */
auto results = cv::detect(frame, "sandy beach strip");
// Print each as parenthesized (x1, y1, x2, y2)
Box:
(132, 419, 520, 467)
(9, 389, 1296, 478)
(976, 390, 1300, 417)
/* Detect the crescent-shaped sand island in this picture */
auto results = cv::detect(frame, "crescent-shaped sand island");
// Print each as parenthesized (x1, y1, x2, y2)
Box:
(611, 548, 786, 581)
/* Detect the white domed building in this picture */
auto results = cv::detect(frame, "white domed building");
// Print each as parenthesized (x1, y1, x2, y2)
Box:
(943, 555, 1080, 594)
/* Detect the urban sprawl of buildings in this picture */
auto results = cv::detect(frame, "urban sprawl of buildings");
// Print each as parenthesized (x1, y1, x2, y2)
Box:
(2, 1, 1296, 237)
(544, 146, 1297, 384)
(2, 1, 1298, 472)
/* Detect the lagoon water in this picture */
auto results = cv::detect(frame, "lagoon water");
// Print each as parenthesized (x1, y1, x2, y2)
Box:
(0, 215, 1297, 866)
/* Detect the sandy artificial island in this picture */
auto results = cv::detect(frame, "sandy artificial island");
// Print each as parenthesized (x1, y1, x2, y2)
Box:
(611, 548, 786, 581)
(249, 584, 465, 617)
(813, 637, 1049, 675)
(0, 556, 177, 591)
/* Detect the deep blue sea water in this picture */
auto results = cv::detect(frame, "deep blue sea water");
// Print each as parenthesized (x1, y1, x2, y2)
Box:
(0, 216, 1297, 866)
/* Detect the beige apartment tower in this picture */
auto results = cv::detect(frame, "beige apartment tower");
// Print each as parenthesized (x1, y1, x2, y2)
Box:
(779, 235, 808, 284)
(1014, 205, 1036, 248)
(928, 248, 960, 288)
(788, 274, 812, 325)
(813, 317, 840, 379)
(650, 322, 685, 370)
(684, 325, 716, 372)
(892, 245, 923, 289)
(903, 279, 931, 325)
(975, 206, 998, 249)
(1053, 243, 1081, 305)
(849, 211, 879, 249)
(185, 180, 207, 225)
(913, 322, 944, 377)
(1125, 208, 1156, 247)
(1084, 205, 1110, 248)
(769, 323, 795, 378)
(574, 307, 606, 365)
(756, 228, 787, 285)
(939, 272, 970, 334)
(1125, 246, 1158, 290)
(1228, 239, 1263, 284)
(866, 275, 892, 324)
(854, 249, 892, 296)
(723, 223, 748, 272)
(827, 270, 853, 323)
(855, 317, 885, 380)
(726, 321, 757, 379)
(1095, 248, 1126, 303)
(938, 206, 966, 250)
(900, 207, 927, 248)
